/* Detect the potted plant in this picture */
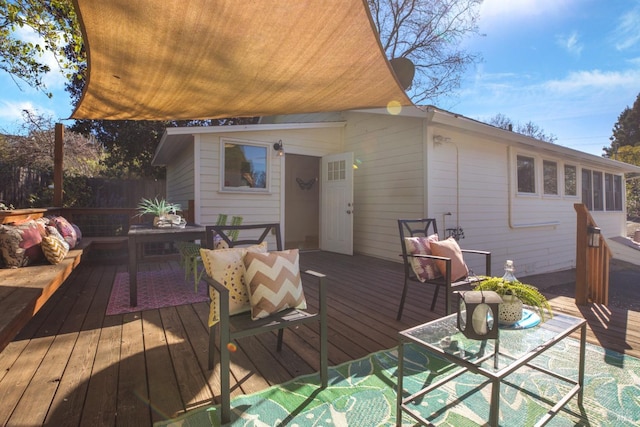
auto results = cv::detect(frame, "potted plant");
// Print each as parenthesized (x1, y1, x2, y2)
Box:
(473, 276, 552, 324)
(136, 197, 185, 228)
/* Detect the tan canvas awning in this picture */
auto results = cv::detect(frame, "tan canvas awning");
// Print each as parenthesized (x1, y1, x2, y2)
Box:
(71, 0, 413, 120)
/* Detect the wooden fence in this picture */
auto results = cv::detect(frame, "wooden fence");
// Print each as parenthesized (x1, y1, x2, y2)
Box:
(0, 166, 165, 209)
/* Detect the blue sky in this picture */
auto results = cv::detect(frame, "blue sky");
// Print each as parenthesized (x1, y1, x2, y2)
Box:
(1, 0, 639, 157)
(439, 0, 640, 156)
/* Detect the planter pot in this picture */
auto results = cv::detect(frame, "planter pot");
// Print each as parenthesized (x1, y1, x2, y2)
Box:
(153, 214, 186, 228)
(499, 294, 523, 325)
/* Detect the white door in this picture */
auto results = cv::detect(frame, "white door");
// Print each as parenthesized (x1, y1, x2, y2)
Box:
(321, 152, 354, 255)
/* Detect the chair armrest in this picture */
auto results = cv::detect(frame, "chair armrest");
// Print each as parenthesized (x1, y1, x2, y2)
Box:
(460, 249, 492, 276)
(408, 253, 450, 261)
(461, 249, 491, 255)
(303, 270, 328, 317)
(202, 275, 231, 330)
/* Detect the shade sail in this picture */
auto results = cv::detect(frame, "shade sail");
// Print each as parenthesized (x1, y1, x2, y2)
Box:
(71, 0, 413, 120)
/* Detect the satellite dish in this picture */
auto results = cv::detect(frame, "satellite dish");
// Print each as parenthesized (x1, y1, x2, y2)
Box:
(389, 57, 415, 90)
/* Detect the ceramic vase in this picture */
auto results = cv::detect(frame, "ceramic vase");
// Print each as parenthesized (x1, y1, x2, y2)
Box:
(498, 294, 523, 325)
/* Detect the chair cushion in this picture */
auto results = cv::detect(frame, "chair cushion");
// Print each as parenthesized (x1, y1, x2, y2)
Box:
(41, 226, 70, 264)
(243, 249, 307, 320)
(404, 234, 441, 281)
(200, 242, 267, 327)
(0, 219, 46, 267)
(430, 237, 469, 282)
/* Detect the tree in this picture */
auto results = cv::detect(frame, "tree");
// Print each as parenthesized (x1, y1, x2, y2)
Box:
(369, 0, 483, 104)
(487, 113, 557, 143)
(0, 0, 82, 97)
(604, 92, 640, 158)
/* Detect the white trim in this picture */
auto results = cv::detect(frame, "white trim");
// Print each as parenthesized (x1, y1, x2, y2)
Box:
(194, 134, 201, 223)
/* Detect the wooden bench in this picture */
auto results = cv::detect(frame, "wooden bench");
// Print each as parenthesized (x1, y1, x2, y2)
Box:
(0, 236, 126, 353)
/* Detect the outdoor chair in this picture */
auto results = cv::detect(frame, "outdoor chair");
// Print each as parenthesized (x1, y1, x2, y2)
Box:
(397, 218, 491, 318)
(201, 222, 328, 424)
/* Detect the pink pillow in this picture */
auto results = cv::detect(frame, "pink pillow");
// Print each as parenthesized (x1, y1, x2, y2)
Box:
(430, 237, 469, 282)
(404, 235, 441, 281)
(51, 216, 78, 249)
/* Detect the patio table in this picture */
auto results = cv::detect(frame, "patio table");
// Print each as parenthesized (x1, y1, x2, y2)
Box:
(396, 311, 586, 426)
(127, 224, 206, 306)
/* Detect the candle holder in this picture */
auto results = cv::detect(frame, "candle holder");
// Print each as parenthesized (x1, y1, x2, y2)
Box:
(456, 290, 502, 340)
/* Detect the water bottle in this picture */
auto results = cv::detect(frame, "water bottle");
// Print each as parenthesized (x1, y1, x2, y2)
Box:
(502, 260, 517, 282)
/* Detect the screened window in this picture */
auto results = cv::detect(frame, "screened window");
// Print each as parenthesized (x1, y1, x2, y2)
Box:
(593, 171, 603, 211)
(564, 165, 577, 196)
(517, 155, 535, 193)
(605, 173, 623, 211)
(543, 160, 558, 195)
(221, 141, 268, 191)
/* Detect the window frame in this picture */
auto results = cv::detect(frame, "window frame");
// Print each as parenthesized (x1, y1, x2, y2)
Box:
(219, 138, 271, 193)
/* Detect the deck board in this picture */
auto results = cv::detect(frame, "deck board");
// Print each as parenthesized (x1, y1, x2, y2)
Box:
(0, 251, 638, 425)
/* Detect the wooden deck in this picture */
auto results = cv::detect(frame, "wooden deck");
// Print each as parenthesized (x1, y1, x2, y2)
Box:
(0, 251, 638, 426)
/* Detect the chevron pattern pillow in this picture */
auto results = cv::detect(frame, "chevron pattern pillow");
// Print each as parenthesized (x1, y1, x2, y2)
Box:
(41, 234, 69, 264)
(243, 249, 307, 320)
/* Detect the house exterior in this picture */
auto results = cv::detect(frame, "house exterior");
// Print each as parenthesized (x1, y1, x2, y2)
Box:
(152, 105, 640, 277)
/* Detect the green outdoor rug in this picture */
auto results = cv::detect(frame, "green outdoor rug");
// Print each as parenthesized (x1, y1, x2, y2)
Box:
(156, 339, 640, 426)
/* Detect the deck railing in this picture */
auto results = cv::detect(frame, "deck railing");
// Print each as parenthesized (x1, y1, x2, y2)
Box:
(574, 203, 611, 305)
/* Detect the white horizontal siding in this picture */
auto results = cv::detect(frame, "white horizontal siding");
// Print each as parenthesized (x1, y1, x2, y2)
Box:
(166, 143, 194, 209)
(344, 112, 425, 260)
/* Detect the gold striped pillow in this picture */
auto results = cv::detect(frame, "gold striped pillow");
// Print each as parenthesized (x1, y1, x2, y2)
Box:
(41, 235, 69, 264)
(243, 249, 306, 320)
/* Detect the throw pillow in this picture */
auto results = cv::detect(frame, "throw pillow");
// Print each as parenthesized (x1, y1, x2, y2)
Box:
(51, 216, 78, 249)
(0, 220, 46, 267)
(430, 237, 469, 282)
(199, 242, 268, 327)
(243, 249, 307, 320)
(404, 234, 441, 281)
(41, 232, 70, 264)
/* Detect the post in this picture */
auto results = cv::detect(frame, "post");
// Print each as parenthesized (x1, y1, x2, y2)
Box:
(574, 203, 589, 305)
(53, 123, 64, 206)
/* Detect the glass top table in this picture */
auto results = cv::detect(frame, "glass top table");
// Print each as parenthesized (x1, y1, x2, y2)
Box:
(396, 312, 586, 426)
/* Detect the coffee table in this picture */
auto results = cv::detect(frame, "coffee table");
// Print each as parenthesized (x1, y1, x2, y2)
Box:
(396, 312, 586, 426)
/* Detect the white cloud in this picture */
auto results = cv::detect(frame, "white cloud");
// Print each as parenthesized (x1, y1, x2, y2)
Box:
(0, 100, 34, 121)
(543, 69, 640, 92)
(614, 4, 640, 50)
(557, 31, 583, 56)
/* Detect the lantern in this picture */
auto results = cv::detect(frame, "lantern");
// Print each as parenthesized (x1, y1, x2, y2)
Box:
(587, 225, 601, 248)
(456, 290, 503, 340)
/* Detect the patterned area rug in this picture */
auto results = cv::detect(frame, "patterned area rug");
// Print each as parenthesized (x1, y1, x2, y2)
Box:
(106, 269, 209, 315)
(155, 339, 640, 426)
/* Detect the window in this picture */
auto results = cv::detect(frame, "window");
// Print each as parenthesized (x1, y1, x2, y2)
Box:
(564, 165, 577, 196)
(582, 169, 593, 209)
(221, 140, 269, 191)
(327, 159, 346, 181)
(543, 160, 558, 195)
(605, 173, 623, 211)
(593, 171, 603, 211)
(517, 155, 535, 193)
